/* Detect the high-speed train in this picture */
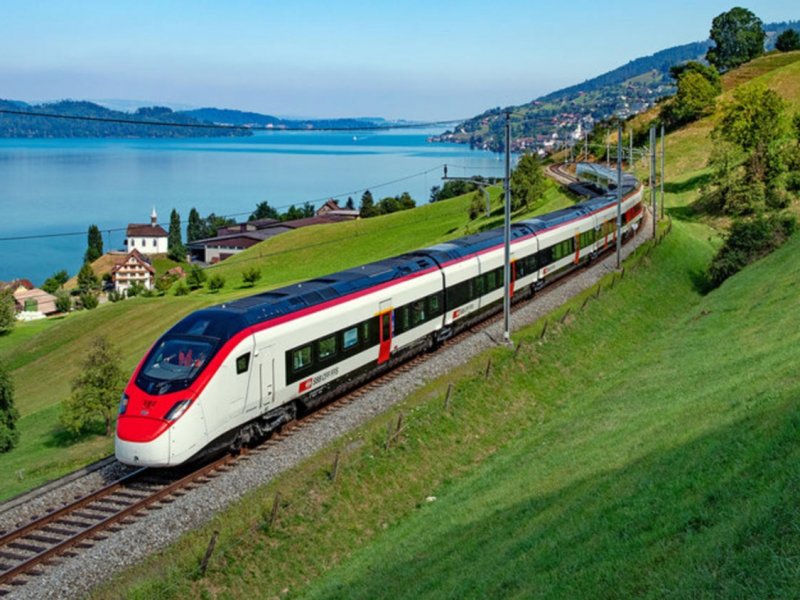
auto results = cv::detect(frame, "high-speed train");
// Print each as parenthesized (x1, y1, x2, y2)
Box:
(116, 178, 643, 467)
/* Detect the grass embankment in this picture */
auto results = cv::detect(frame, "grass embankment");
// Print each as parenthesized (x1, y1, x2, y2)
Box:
(0, 181, 573, 500)
(99, 212, 800, 599)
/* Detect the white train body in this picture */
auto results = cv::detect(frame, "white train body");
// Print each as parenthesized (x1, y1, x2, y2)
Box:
(116, 181, 643, 467)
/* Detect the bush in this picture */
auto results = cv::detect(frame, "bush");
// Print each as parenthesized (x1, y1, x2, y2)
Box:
(174, 282, 189, 296)
(468, 191, 484, 220)
(108, 290, 126, 303)
(0, 290, 14, 336)
(0, 362, 19, 452)
(186, 265, 207, 290)
(126, 280, 145, 298)
(242, 267, 262, 287)
(155, 274, 176, 295)
(707, 213, 796, 288)
(80, 292, 99, 310)
(207, 274, 225, 293)
(55, 291, 72, 313)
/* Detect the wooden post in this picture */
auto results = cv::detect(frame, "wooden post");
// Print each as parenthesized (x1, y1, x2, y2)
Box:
(540, 321, 548, 339)
(560, 308, 571, 324)
(199, 530, 219, 576)
(513, 340, 524, 359)
(484, 358, 492, 379)
(620, 266, 625, 279)
(581, 295, 590, 310)
(595, 286, 601, 299)
(268, 492, 281, 528)
(329, 451, 341, 482)
(395, 413, 404, 438)
(443, 383, 453, 410)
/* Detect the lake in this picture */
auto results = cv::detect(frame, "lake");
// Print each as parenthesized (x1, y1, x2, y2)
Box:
(0, 129, 502, 285)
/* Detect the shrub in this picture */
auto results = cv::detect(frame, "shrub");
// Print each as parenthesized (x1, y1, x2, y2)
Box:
(174, 282, 189, 296)
(80, 292, 99, 310)
(126, 280, 145, 298)
(108, 290, 125, 303)
(55, 291, 72, 313)
(186, 265, 207, 290)
(242, 267, 262, 287)
(0, 362, 19, 452)
(707, 213, 796, 288)
(207, 274, 225, 293)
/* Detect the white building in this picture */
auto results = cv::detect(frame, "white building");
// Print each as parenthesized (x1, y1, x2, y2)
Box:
(111, 249, 156, 292)
(125, 208, 168, 254)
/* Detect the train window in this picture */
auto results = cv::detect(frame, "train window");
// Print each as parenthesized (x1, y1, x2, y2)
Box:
(343, 327, 359, 350)
(361, 318, 379, 346)
(236, 353, 251, 375)
(395, 305, 411, 334)
(318, 335, 337, 360)
(411, 300, 426, 327)
(428, 292, 443, 317)
(292, 346, 312, 371)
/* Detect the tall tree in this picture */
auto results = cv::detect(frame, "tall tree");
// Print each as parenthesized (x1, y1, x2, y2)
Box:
(42, 269, 69, 294)
(249, 200, 279, 221)
(187, 207, 203, 242)
(510, 153, 547, 211)
(359, 190, 376, 218)
(706, 7, 765, 72)
(775, 29, 800, 52)
(345, 196, 355, 210)
(302, 201, 315, 218)
(167, 208, 185, 262)
(0, 361, 19, 452)
(60, 336, 126, 436)
(85, 224, 103, 263)
(0, 290, 14, 336)
(77, 261, 100, 293)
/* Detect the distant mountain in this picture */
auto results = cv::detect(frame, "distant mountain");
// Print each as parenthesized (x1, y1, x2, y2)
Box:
(434, 20, 800, 152)
(179, 107, 399, 130)
(0, 100, 249, 138)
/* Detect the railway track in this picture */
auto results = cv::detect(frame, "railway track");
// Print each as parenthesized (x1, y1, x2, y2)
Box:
(0, 206, 649, 594)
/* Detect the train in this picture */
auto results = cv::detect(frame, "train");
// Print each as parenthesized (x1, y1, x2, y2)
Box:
(115, 176, 643, 467)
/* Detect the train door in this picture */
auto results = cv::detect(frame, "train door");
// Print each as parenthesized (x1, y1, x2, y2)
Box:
(378, 299, 393, 365)
(246, 344, 274, 414)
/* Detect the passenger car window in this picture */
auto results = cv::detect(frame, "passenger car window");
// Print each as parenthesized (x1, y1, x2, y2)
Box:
(343, 327, 359, 349)
(318, 335, 337, 360)
(292, 346, 312, 371)
(236, 353, 251, 374)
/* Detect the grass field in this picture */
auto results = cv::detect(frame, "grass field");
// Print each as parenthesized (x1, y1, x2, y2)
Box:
(0, 181, 574, 501)
(95, 207, 800, 599)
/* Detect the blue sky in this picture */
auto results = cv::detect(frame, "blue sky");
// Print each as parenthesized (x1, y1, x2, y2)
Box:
(0, 1, 796, 120)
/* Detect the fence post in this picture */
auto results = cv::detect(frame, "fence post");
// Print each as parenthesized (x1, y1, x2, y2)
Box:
(199, 530, 220, 576)
(268, 492, 281, 529)
(540, 321, 548, 339)
(329, 451, 341, 482)
(484, 358, 492, 379)
(443, 383, 453, 410)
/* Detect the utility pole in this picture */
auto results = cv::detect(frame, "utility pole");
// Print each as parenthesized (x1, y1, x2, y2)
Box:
(616, 123, 623, 269)
(660, 124, 665, 220)
(503, 111, 512, 345)
(650, 125, 657, 237)
(584, 131, 588, 161)
(629, 129, 633, 166)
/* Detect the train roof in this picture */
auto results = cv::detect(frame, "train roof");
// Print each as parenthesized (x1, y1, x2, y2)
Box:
(205, 253, 440, 328)
(417, 224, 534, 263)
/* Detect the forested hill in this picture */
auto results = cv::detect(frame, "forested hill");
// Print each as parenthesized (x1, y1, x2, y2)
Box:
(539, 40, 711, 102)
(438, 20, 800, 152)
(179, 108, 386, 130)
(0, 100, 250, 138)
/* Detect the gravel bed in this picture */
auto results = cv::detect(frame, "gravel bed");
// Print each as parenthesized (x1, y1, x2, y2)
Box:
(6, 214, 652, 599)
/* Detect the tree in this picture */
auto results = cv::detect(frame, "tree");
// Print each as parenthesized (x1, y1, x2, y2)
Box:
(77, 261, 100, 293)
(345, 196, 355, 210)
(186, 264, 207, 290)
(775, 29, 800, 52)
(661, 70, 719, 128)
(302, 201, 315, 217)
(0, 290, 16, 336)
(80, 291, 99, 310)
(167, 209, 185, 262)
(281, 205, 304, 222)
(715, 84, 788, 188)
(60, 336, 126, 436)
(187, 207, 204, 242)
(85, 224, 103, 263)
(510, 153, 547, 211)
(249, 201, 279, 221)
(242, 267, 262, 287)
(207, 274, 225, 292)
(201, 213, 236, 238)
(55, 291, 71, 313)
(669, 61, 722, 94)
(0, 361, 19, 452)
(468, 191, 484, 220)
(706, 7, 765, 72)
(42, 269, 69, 294)
(359, 190, 376, 218)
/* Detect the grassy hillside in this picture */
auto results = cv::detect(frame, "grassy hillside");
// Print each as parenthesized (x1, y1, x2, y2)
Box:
(99, 209, 800, 600)
(0, 181, 573, 500)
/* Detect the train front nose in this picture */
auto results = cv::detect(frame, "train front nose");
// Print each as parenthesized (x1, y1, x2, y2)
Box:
(115, 416, 172, 467)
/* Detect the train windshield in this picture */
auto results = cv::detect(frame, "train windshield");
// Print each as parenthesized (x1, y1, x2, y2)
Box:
(136, 336, 217, 395)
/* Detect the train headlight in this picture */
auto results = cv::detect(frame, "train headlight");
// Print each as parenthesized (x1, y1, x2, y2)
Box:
(165, 399, 191, 421)
(119, 393, 129, 415)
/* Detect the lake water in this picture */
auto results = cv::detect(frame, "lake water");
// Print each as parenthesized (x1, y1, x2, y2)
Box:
(0, 129, 503, 285)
